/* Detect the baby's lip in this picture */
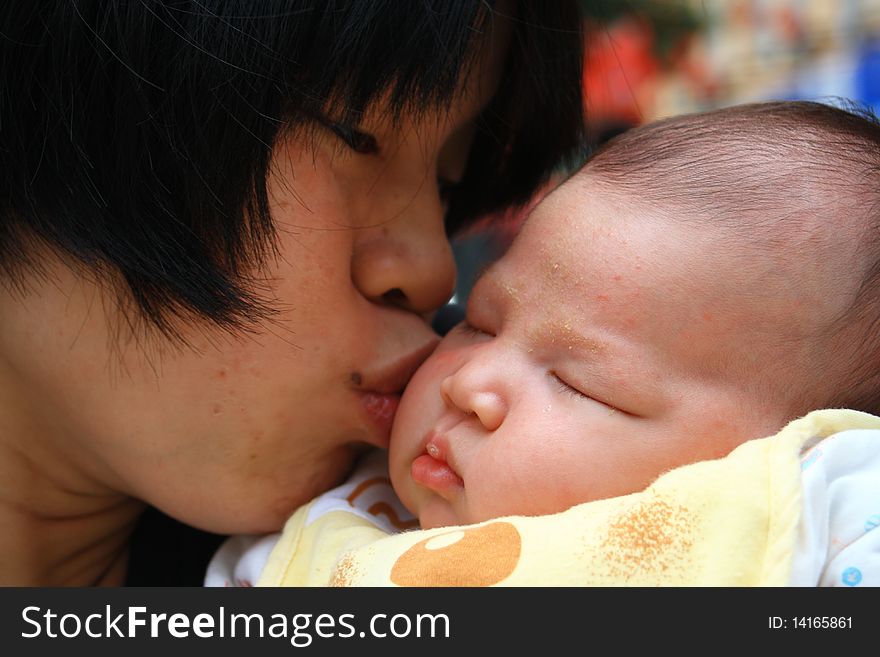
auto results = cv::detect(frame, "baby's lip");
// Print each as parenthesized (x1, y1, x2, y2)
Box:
(411, 432, 464, 497)
(425, 434, 448, 463)
(421, 431, 461, 478)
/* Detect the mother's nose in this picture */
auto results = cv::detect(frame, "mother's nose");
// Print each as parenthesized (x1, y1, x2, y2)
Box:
(350, 196, 456, 315)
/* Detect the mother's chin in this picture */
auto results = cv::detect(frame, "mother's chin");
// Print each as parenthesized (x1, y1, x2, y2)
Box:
(139, 442, 363, 536)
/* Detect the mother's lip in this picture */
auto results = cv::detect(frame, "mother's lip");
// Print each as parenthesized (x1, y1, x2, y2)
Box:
(359, 392, 401, 447)
(357, 339, 439, 395)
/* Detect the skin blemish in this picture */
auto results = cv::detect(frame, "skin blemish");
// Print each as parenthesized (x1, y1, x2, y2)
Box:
(528, 321, 608, 355)
(612, 275, 622, 281)
(216, 369, 227, 379)
(596, 294, 609, 302)
(350, 371, 363, 386)
(702, 312, 713, 322)
(211, 404, 222, 416)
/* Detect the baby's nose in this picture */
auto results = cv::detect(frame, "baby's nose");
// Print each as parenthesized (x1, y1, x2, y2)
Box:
(440, 374, 507, 431)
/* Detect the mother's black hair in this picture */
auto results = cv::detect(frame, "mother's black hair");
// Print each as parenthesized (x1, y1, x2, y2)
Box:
(0, 1, 585, 336)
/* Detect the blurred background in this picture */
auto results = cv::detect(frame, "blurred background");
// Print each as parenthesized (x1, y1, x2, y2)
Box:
(433, 0, 880, 333)
(582, 0, 880, 138)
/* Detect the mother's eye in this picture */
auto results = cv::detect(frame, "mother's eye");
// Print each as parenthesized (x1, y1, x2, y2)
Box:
(318, 117, 379, 155)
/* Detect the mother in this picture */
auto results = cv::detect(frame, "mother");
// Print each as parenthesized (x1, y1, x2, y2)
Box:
(0, 1, 584, 585)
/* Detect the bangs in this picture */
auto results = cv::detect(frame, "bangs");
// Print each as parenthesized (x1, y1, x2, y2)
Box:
(0, 1, 584, 333)
(139, 2, 497, 123)
(275, 3, 494, 123)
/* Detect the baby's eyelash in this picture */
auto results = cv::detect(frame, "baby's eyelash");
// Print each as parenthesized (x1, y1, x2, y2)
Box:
(552, 373, 589, 400)
(457, 321, 484, 337)
(551, 373, 633, 416)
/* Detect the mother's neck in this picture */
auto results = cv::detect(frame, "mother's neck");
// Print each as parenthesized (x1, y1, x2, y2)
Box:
(0, 384, 143, 586)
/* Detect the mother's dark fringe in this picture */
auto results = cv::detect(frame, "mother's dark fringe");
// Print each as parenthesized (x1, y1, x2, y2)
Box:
(0, 1, 585, 338)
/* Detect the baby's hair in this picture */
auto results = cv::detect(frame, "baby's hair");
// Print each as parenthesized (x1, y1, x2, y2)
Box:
(582, 100, 880, 414)
(0, 1, 584, 338)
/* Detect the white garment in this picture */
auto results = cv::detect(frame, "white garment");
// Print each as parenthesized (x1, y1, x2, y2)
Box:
(205, 430, 880, 587)
(787, 429, 880, 586)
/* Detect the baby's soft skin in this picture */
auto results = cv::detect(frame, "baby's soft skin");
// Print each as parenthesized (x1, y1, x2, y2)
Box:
(390, 173, 846, 529)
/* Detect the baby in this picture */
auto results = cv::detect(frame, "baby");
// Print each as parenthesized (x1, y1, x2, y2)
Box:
(207, 100, 880, 586)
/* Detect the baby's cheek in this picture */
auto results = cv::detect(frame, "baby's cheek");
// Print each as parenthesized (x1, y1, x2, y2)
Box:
(480, 456, 583, 519)
(388, 392, 434, 512)
(388, 463, 419, 519)
(424, 347, 464, 367)
(393, 352, 457, 442)
(389, 346, 468, 520)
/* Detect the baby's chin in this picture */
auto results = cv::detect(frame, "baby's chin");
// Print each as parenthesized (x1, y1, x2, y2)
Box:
(416, 500, 469, 530)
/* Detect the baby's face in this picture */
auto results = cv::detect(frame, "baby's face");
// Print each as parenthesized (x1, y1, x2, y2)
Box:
(390, 174, 832, 529)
